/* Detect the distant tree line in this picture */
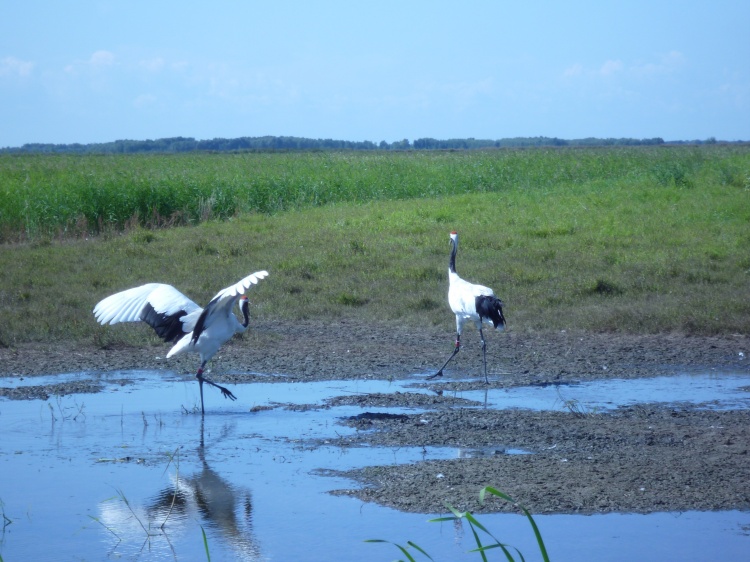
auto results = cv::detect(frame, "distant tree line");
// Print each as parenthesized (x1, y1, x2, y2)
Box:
(1, 136, 379, 154)
(410, 136, 667, 149)
(2, 135, 742, 154)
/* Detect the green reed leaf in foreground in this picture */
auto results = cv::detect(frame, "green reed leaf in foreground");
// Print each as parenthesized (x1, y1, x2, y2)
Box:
(364, 539, 434, 562)
(479, 486, 550, 562)
(87, 514, 120, 541)
(369, 486, 550, 561)
(200, 524, 212, 562)
(430, 504, 520, 562)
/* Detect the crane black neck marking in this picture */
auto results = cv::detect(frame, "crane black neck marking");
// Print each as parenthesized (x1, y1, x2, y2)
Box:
(449, 238, 458, 274)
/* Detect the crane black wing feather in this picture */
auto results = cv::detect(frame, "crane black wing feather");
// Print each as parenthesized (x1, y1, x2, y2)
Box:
(140, 302, 191, 343)
(190, 301, 214, 345)
(475, 295, 506, 329)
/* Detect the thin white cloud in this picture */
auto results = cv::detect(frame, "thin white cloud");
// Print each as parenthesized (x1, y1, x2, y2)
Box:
(138, 58, 165, 73)
(563, 63, 584, 78)
(565, 52, 686, 81)
(65, 50, 116, 74)
(631, 50, 685, 76)
(600, 60, 623, 77)
(562, 51, 687, 79)
(0, 56, 34, 77)
(712, 75, 749, 109)
(89, 50, 115, 67)
(661, 50, 685, 68)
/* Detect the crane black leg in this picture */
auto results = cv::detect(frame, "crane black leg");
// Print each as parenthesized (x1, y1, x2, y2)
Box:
(196, 362, 207, 415)
(196, 362, 237, 415)
(428, 334, 461, 379)
(480, 328, 489, 384)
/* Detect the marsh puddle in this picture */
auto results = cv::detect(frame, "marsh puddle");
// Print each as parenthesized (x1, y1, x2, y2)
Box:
(438, 372, 750, 412)
(1, 371, 749, 561)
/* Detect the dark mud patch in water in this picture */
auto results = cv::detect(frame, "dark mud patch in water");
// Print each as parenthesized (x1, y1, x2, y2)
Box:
(0, 378, 122, 400)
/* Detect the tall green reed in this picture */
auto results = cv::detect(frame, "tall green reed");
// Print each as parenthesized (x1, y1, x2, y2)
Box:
(2, 146, 747, 242)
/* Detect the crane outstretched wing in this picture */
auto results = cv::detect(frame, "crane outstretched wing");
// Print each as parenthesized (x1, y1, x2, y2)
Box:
(190, 271, 270, 344)
(211, 270, 270, 301)
(93, 283, 202, 343)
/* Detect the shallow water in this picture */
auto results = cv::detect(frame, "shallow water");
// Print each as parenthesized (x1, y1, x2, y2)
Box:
(445, 371, 750, 412)
(0, 371, 748, 561)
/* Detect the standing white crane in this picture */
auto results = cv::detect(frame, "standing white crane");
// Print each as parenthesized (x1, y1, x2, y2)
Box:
(93, 271, 269, 414)
(428, 232, 505, 383)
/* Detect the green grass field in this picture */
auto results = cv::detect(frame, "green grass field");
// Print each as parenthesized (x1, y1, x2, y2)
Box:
(1, 146, 748, 347)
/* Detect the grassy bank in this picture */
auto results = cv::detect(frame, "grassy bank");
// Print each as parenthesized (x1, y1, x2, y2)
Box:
(1, 146, 749, 347)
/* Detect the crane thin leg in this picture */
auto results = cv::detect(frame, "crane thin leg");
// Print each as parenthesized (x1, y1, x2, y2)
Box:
(427, 333, 461, 379)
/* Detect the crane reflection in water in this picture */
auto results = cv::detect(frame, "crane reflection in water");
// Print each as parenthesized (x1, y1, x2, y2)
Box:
(98, 420, 261, 560)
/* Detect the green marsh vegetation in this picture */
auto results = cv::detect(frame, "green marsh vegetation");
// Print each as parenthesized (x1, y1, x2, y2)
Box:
(367, 486, 550, 562)
(0, 146, 748, 348)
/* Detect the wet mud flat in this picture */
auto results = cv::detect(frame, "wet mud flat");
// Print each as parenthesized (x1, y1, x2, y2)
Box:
(2, 321, 749, 517)
(328, 404, 750, 515)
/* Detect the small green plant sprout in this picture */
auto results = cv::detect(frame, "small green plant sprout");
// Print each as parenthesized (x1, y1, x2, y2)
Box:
(48, 396, 86, 422)
(1, 497, 12, 531)
(87, 513, 121, 543)
(115, 488, 158, 539)
(159, 447, 181, 530)
(555, 388, 598, 418)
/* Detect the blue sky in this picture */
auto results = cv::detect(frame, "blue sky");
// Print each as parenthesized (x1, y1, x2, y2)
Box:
(1, 1, 748, 147)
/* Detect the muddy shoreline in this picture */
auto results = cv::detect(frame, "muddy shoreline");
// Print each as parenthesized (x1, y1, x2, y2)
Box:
(1, 321, 749, 515)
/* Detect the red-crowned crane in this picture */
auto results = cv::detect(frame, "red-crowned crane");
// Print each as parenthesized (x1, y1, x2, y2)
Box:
(428, 232, 505, 383)
(93, 271, 269, 414)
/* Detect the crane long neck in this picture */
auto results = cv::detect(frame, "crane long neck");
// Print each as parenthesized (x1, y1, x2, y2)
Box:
(449, 238, 458, 274)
